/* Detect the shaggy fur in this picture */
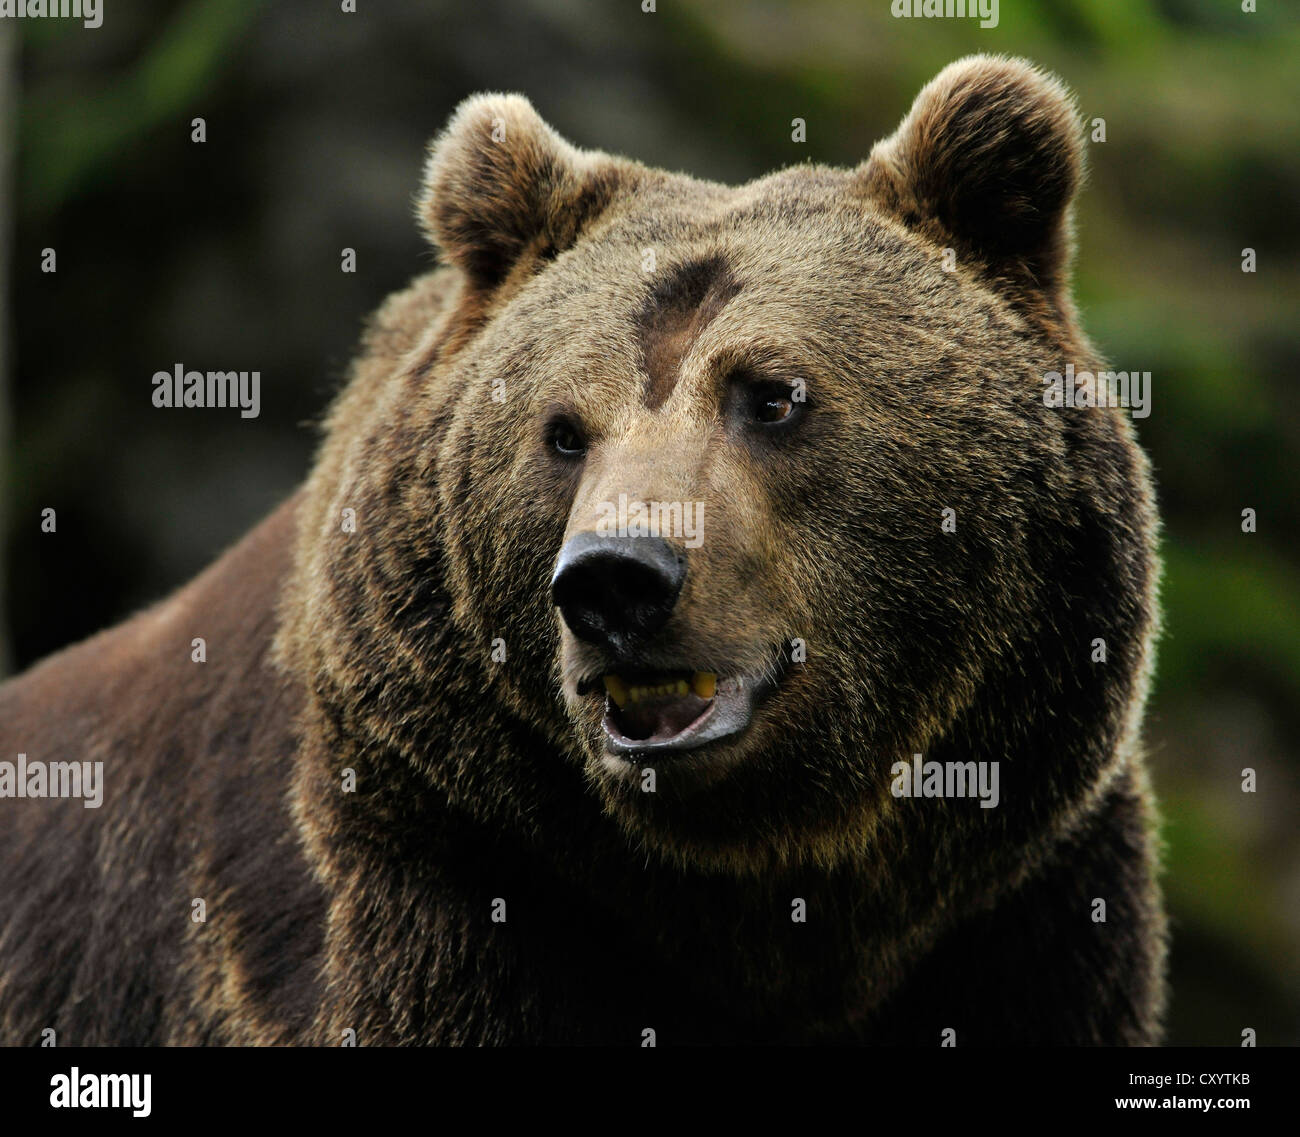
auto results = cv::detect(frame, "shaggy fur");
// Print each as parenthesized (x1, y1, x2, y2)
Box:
(0, 55, 1165, 1045)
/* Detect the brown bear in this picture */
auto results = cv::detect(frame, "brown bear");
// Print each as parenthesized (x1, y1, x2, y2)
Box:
(0, 55, 1165, 1045)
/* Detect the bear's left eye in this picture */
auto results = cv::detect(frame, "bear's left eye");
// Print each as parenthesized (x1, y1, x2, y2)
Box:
(746, 381, 802, 427)
(756, 395, 793, 423)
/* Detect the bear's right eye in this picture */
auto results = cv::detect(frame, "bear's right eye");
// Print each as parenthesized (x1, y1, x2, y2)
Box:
(548, 418, 587, 459)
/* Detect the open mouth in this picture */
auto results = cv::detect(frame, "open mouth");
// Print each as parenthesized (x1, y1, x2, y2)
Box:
(581, 661, 784, 756)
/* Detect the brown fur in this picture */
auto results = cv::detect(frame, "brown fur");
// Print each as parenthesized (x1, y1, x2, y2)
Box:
(0, 55, 1165, 1045)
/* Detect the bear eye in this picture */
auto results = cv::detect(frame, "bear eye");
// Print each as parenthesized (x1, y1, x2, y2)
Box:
(548, 418, 587, 458)
(746, 381, 803, 428)
(756, 394, 794, 423)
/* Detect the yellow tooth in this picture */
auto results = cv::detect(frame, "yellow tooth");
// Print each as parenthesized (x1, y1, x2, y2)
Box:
(604, 675, 628, 709)
(630, 686, 646, 703)
(676, 680, 688, 696)
(692, 671, 716, 699)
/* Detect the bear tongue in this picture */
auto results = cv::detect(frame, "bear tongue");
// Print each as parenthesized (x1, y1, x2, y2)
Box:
(611, 692, 710, 742)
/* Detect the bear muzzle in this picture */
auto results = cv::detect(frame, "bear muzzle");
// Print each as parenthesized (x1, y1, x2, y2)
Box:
(553, 532, 787, 757)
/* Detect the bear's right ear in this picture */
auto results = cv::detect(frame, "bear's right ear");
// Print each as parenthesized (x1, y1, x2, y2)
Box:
(420, 94, 626, 291)
(858, 55, 1085, 316)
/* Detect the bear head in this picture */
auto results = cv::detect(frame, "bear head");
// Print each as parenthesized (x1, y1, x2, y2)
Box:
(281, 56, 1158, 886)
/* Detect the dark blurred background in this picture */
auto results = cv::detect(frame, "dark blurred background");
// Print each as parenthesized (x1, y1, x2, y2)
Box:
(3, 0, 1297, 1044)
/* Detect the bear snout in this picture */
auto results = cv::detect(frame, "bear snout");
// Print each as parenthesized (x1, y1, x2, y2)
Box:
(551, 531, 687, 656)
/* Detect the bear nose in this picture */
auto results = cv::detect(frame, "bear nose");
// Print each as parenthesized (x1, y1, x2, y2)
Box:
(551, 532, 687, 652)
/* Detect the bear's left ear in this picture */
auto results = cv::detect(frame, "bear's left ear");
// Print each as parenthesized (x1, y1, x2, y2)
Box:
(420, 93, 627, 291)
(859, 55, 1084, 312)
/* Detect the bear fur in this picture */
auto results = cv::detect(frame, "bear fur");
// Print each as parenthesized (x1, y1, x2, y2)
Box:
(0, 55, 1166, 1045)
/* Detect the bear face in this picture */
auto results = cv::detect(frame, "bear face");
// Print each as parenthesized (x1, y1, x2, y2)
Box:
(282, 56, 1157, 891)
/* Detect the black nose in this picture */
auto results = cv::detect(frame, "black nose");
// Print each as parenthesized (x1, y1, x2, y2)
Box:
(551, 532, 687, 653)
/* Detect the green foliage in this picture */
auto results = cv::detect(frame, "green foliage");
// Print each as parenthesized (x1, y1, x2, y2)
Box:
(20, 0, 262, 218)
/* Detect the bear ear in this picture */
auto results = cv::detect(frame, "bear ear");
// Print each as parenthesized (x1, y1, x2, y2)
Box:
(419, 94, 625, 290)
(859, 55, 1084, 309)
